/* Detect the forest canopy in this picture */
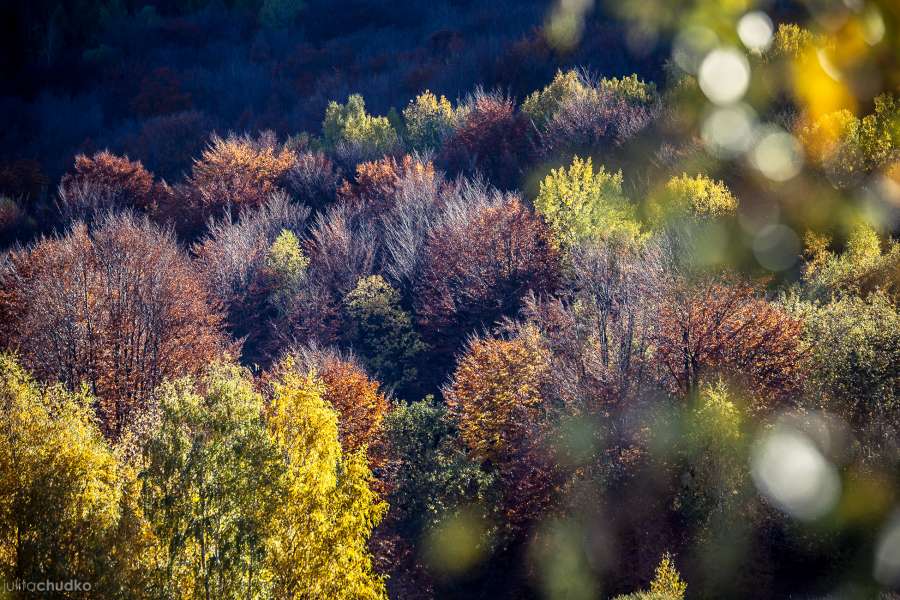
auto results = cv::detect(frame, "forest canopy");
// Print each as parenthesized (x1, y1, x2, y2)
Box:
(1, 0, 899, 598)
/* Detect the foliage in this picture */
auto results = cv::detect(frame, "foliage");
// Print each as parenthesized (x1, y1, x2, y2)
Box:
(414, 192, 559, 366)
(58, 151, 157, 220)
(344, 275, 426, 398)
(338, 155, 437, 217)
(318, 356, 390, 456)
(790, 292, 900, 459)
(266, 364, 387, 599)
(771, 23, 817, 59)
(0, 212, 229, 439)
(403, 91, 458, 152)
(536, 81, 658, 158)
(139, 361, 387, 600)
(599, 74, 658, 105)
(381, 398, 495, 536)
(323, 94, 399, 160)
(0, 354, 161, 597)
(440, 90, 531, 189)
(535, 155, 641, 249)
(648, 173, 738, 225)
(522, 69, 587, 126)
(445, 333, 549, 463)
(653, 279, 805, 410)
(140, 363, 284, 599)
(289, 203, 377, 344)
(612, 553, 687, 600)
(649, 552, 687, 600)
(798, 94, 900, 187)
(802, 223, 900, 301)
(265, 228, 309, 313)
(189, 132, 297, 219)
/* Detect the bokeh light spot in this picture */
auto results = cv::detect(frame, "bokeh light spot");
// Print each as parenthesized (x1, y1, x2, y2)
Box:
(752, 426, 841, 521)
(702, 104, 756, 156)
(673, 26, 718, 73)
(738, 12, 774, 53)
(753, 224, 801, 271)
(699, 48, 750, 105)
(875, 514, 900, 586)
(751, 128, 804, 182)
(422, 508, 491, 578)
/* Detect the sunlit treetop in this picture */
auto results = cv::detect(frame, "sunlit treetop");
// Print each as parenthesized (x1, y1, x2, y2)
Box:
(647, 173, 738, 226)
(403, 90, 458, 152)
(598, 74, 658, 105)
(535, 155, 642, 250)
(803, 223, 900, 300)
(522, 69, 587, 126)
(323, 93, 398, 154)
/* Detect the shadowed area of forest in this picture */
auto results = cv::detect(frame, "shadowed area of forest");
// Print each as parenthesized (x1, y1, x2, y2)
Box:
(0, 1, 899, 599)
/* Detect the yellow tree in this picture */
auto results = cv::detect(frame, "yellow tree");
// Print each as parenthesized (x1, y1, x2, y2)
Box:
(267, 363, 387, 600)
(0, 354, 162, 598)
(535, 156, 642, 251)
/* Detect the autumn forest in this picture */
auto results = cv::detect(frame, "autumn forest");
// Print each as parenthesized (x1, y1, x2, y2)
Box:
(0, 0, 899, 598)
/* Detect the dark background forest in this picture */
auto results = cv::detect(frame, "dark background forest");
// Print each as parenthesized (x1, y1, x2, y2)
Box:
(1, 0, 899, 599)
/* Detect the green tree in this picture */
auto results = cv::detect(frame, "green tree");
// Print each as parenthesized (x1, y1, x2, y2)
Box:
(798, 94, 900, 186)
(140, 364, 284, 599)
(266, 228, 309, 313)
(402, 91, 458, 151)
(535, 155, 642, 250)
(344, 275, 426, 398)
(522, 69, 587, 126)
(322, 94, 398, 155)
(647, 173, 738, 226)
(599, 74, 658, 104)
(789, 292, 900, 460)
(802, 223, 900, 301)
(612, 552, 687, 600)
(382, 398, 494, 537)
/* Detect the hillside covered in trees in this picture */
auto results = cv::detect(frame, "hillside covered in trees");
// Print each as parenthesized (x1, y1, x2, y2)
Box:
(1, 0, 900, 598)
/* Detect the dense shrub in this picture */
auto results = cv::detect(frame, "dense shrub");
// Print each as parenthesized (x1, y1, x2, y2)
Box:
(797, 94, 900, 187)
(790, 292, 900, 460)
(522, 69, 587, 127)
(802, 223, 900, 301)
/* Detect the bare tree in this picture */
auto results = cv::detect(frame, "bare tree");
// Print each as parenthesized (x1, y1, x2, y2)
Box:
(0, 212, 231, 439)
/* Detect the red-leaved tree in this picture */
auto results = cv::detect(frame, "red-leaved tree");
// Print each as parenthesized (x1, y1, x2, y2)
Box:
(0, 212, 231, 438)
